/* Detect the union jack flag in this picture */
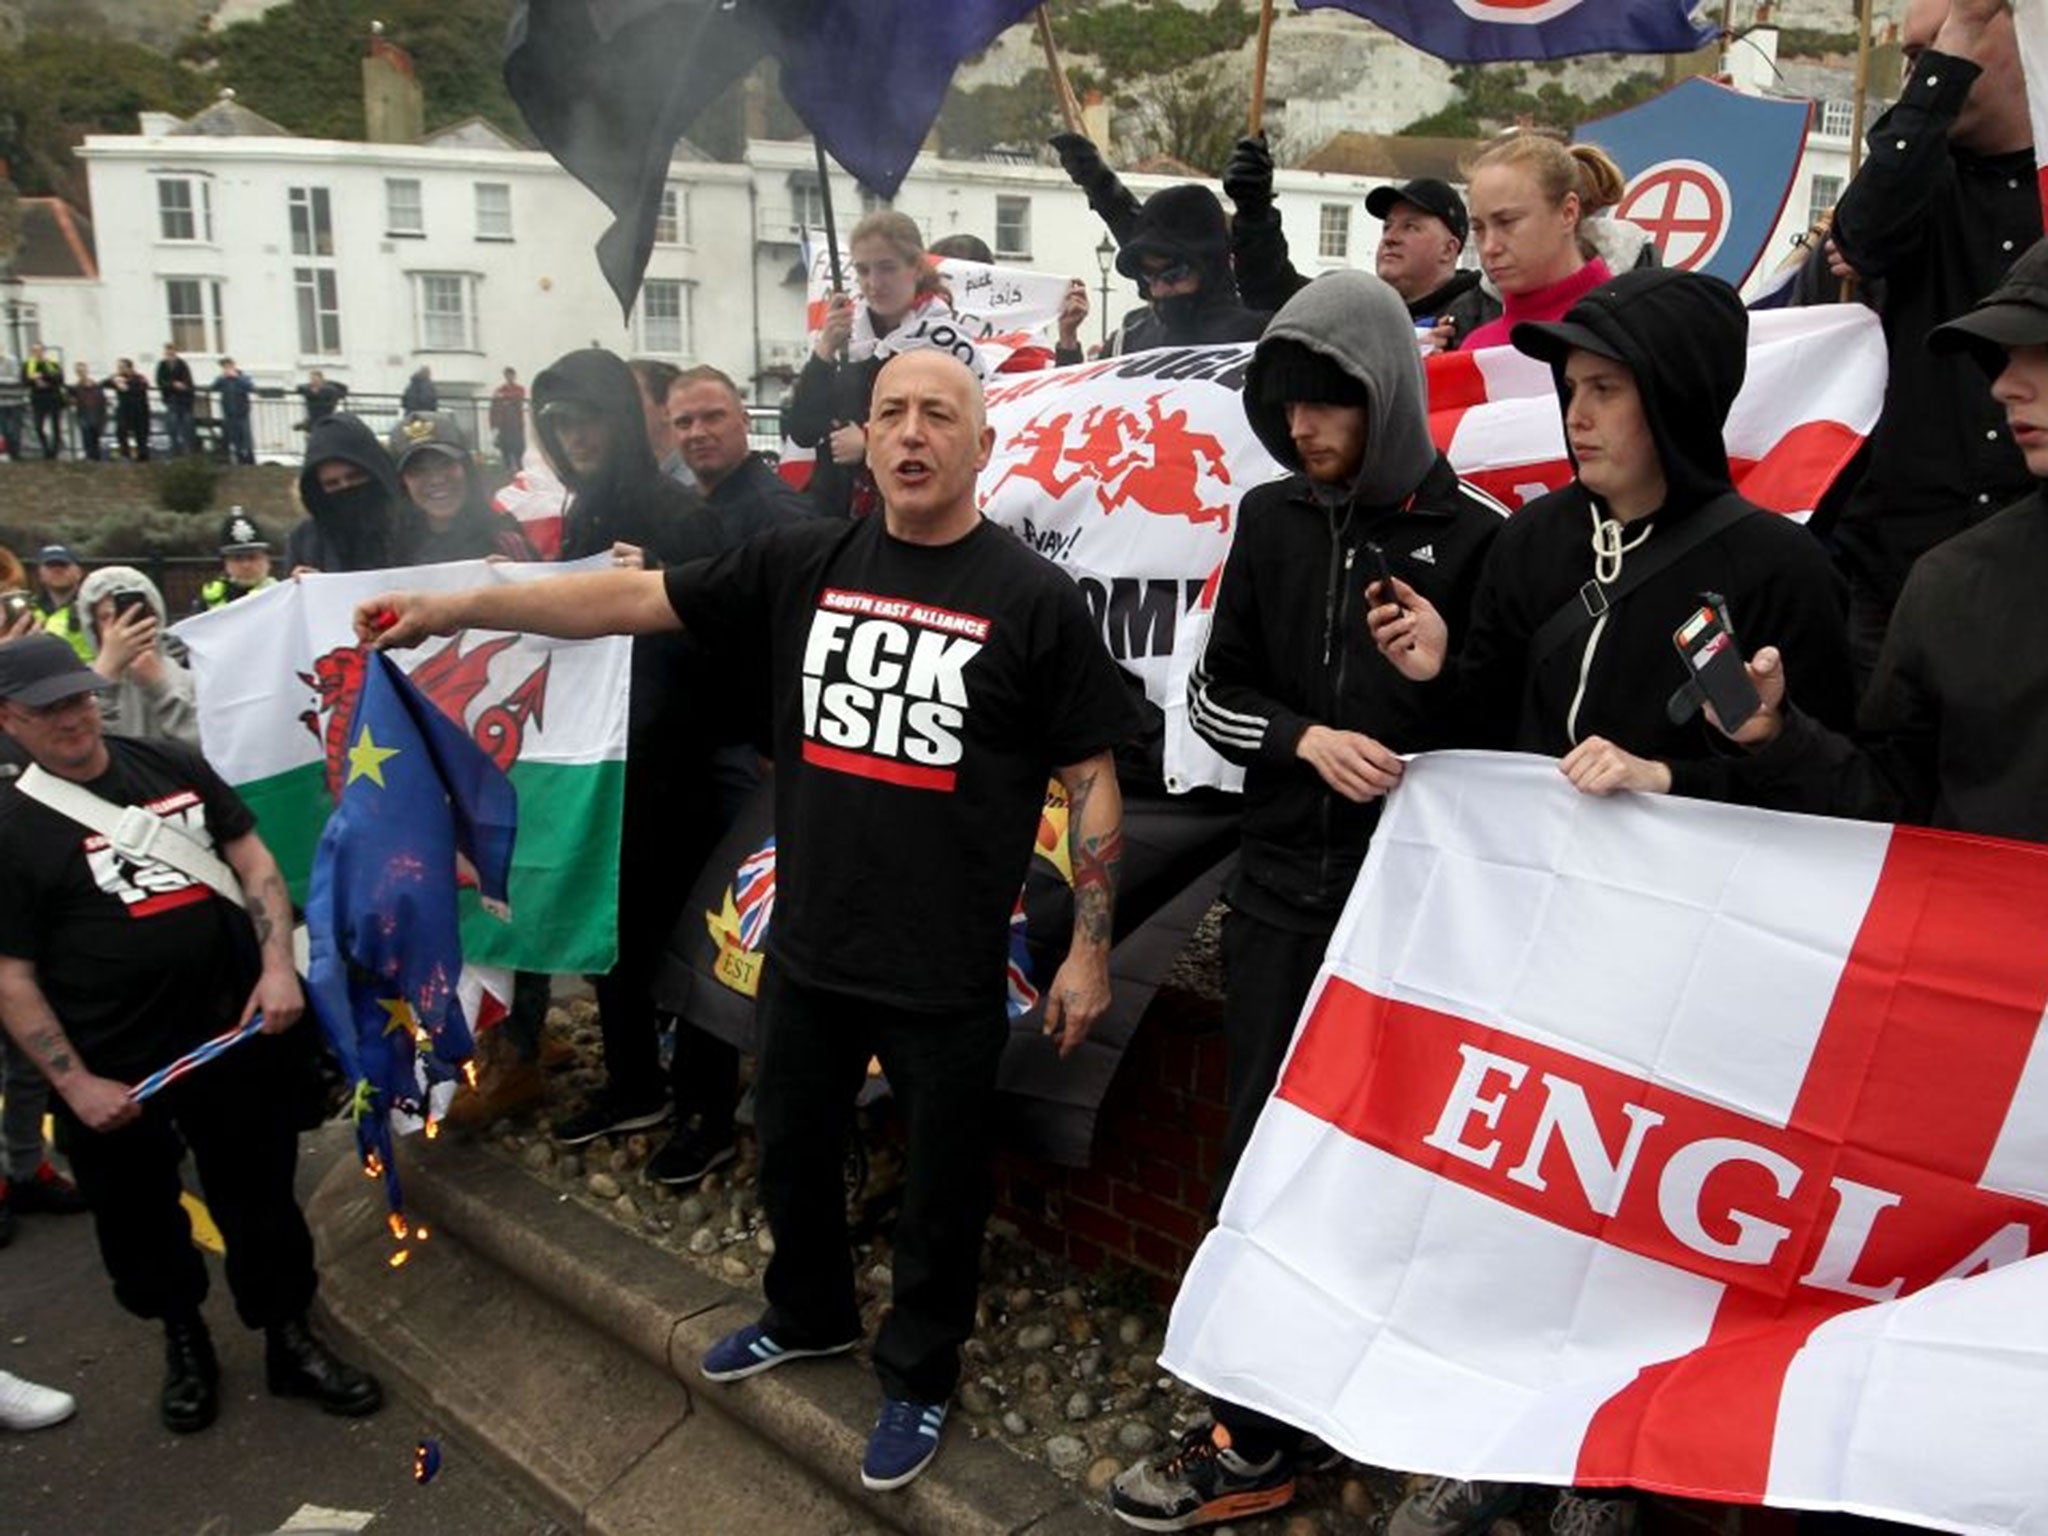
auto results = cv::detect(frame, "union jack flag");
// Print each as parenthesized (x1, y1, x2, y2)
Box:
(734, 838, 777, 953)
(1006, 897, 1039, 1020)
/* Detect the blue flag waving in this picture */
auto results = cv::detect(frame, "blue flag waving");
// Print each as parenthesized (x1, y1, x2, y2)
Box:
(1300, 0, 1714, 62)
(306, 651, 517, 1215)
(1580, 77, 1813, 288)
(505, 0, 1039, 314)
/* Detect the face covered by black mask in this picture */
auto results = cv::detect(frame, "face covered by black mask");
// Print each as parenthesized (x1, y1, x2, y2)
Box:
(324, 480, 393, 521)
(1153, 291, 1207, 335)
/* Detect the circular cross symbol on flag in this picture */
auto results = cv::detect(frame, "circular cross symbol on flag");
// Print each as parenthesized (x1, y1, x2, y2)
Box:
(1451, 0, 1590, 22)
(1617, 161, 1732, 274)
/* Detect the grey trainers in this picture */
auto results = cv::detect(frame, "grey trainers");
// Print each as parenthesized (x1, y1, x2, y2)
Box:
(1386, 1477, 1523, 1536)
(1549, 1492, 1639, 1536)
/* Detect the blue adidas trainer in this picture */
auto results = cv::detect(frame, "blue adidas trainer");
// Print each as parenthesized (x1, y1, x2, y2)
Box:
(699, 1323, 856, 1383)
(861, 1397, 948, 1490)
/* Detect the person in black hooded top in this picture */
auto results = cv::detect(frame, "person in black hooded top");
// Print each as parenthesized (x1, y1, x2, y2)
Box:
(527, 348, 741, 1151)
(1370, 268, 1857, 805)
(1048, 135, 1270, 354)
(286, 414, 411, 576)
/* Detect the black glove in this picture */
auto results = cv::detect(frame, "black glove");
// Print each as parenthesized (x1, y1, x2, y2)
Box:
(1050, 132, 1142, 244)
(1223, 134, 1274, 218)
(1050, 132, 1105, 184)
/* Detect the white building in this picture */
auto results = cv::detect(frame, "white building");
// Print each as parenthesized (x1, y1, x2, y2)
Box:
(35, 94, 1385, 421)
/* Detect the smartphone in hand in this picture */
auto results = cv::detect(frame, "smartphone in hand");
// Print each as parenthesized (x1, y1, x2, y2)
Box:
(1673, 593, 1760, 732)
(1364, 541, 1402, 613)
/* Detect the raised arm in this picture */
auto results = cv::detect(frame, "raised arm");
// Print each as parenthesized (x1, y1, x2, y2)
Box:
(356, 568, 681, 649)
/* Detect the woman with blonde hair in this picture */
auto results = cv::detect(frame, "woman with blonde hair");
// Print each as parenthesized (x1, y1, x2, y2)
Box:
(1456, 133, 1633, 352)
(783, 208, 977, 518)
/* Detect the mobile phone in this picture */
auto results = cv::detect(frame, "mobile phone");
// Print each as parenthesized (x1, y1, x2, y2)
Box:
(1364, 542, 1402, 612)
(112, 590, 151, 623)
(1672, 593, 1760, 732)
(0, 590, 30, 626)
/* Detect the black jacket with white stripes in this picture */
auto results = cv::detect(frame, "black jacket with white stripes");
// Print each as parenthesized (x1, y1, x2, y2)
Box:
(1190, 454, 1503, 927)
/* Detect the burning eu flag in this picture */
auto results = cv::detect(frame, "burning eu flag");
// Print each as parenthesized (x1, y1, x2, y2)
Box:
(305, 650, 517, 1212)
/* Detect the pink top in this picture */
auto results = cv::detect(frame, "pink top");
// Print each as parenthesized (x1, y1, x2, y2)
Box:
(1459, 257, 1615, 352)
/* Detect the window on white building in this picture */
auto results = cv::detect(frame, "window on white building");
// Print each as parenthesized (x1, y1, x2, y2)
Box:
(3, 300, 41, 353)
(414, 272, 479, 351)
(157, 177, 212, 243)
(1319, 204, 1351, 261)
(638, 279, 692, 355)
(295, 268, 342, 356)
(655, 185, 688, 246)
(792, 181, 826, 235)
(288, 186, 334, 257)
(165, 278, 226, 355)
(386, 178, 424, 236)
(475, 182, 514, 240)
(1820, 99, 1857, 139)
(1810, 173, 1845, 219)
(995, 196, 1032, 261)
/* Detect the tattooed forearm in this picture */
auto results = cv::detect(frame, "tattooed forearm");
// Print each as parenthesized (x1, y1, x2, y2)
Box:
(248, 872, 292, 956)
(1061, 756, 1125, 951)
(24, 1026, 75, 1081)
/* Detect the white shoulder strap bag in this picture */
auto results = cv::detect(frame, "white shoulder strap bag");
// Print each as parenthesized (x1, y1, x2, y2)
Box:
(17, 764, 247, 910)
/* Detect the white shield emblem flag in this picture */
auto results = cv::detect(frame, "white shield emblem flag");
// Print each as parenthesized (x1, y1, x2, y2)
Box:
(1164, 753, 2048, 1534)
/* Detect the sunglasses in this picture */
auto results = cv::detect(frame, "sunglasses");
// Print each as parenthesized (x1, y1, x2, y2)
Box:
(1140, 261, 1197, 294)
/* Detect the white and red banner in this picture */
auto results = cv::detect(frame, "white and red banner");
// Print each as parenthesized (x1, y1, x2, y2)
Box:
(804, 248, 1077, 371)
(977, 304, 1885, 792)
(1163, 752, 2048, 1534)
(2015, 0, 2048, 216)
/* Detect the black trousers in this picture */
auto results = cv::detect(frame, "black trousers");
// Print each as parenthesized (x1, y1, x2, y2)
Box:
(1211, 905, 1337, 1463)
(1215, 907, 1335, 1209)
(593, 762, 718, 1104)
(754, 967, 1006, 1403)
(31, 400, 60, 457)
(56, 1030, 317, 1330)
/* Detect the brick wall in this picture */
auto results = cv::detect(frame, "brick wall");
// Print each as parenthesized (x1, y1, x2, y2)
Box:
(995, 992, 1228, 1304)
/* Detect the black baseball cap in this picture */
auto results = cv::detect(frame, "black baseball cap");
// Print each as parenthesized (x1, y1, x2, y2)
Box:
(0, 633, 111, 707)
(1929, 239, 2048, 375)
(1366, 179, 1470, 247)
(35, 545, 78, 567)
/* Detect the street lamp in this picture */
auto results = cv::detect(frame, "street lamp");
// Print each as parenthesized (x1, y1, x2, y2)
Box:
(1095, 234, 1116, 349)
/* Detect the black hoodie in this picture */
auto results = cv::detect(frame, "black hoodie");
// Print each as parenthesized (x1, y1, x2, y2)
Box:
(1455, 269, 1856, 799)
(288, 414, 411, 573)
(531, 349, 710, 566)
(1109, 185, 1271, 354)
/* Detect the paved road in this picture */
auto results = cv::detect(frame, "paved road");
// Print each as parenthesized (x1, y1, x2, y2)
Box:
(1, 1123, 566, 1536)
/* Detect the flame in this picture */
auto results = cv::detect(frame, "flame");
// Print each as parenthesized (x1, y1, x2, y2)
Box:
(414, 1224, 431, 1242)
(461, 1060, 479, 1089)
(424, 1119, 441, 1141)
(387, 1248, 411, 1269)
(387, 1212, 410, 1241)
(364, 1152, 385, 1178)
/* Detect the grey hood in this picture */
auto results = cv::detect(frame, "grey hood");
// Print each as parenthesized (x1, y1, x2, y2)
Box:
(1242, 270, 1436, 507)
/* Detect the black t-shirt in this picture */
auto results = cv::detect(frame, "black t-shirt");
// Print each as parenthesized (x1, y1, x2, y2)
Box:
(0, 739, 259, 1080)
(664, 515, 1139, 1012)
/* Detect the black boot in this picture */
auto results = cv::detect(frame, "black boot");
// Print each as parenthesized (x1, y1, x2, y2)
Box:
(264, 1316, 383, 1417)
(161, 1314, 219, 1434)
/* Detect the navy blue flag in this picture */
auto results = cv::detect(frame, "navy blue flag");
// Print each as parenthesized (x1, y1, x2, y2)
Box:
(1580, 77, 1812, 289)
(1299, 0, 1714, 62)
(305, 650, 517, 1213)
(505, 0, 1039, 314)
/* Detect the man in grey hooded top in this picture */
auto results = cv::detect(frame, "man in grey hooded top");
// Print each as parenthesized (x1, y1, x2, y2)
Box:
(77, 566, 200, 749)
(1113, 271, 1505, 1533)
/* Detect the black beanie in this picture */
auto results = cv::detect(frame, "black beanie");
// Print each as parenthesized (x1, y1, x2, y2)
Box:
(1257, 339, 1369, 407)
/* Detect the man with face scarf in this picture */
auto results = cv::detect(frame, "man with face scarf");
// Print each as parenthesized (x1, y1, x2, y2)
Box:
(285, 416, 409, 576)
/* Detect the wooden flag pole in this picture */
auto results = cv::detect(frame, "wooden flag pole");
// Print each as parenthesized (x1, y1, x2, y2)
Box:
(1036, 8, 1084, 135)
(1249, 0, 1277, 136)
(1840, 0, 1875, 301)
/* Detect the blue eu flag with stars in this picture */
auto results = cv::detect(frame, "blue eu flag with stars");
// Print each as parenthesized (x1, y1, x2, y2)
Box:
(306, 650, 517, 1213)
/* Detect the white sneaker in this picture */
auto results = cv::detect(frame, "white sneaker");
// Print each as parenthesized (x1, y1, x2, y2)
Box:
(0, 1369, 76, 1431)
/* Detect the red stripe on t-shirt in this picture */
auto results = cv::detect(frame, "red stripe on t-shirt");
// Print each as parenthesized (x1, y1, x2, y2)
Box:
(801, 740, 957, 792)
(126, 885, 213, 919)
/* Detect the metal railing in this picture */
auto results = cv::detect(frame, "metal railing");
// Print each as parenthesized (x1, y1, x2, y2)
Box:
(2, 394, 793, 468)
